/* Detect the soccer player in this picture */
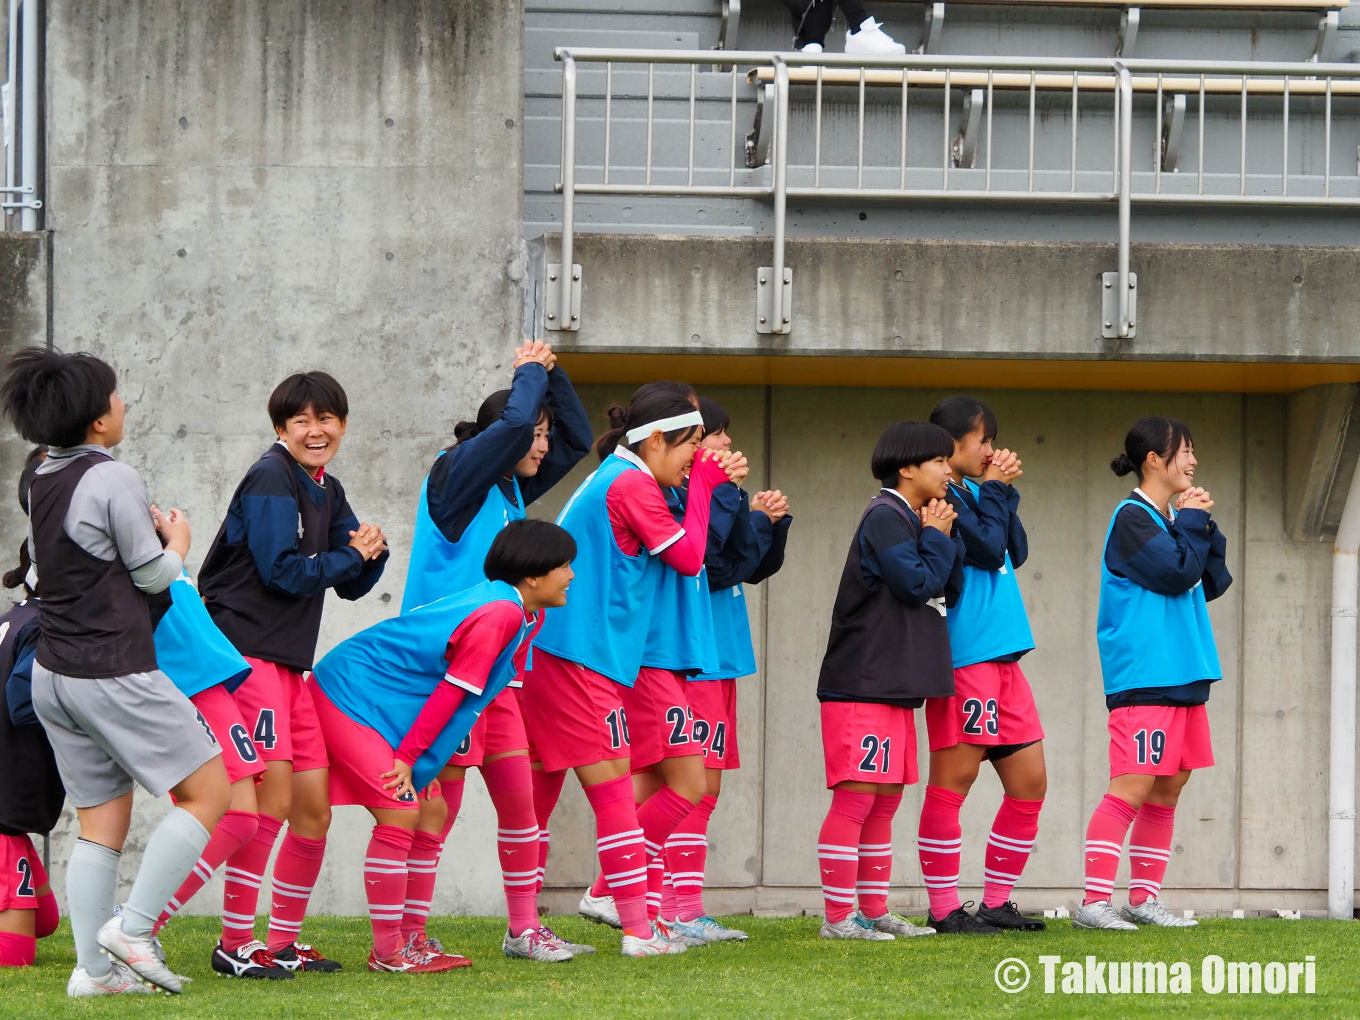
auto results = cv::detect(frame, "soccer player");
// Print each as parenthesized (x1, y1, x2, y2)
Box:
(400, 338, 592, 961)
(917, 397, 1046, 934)
(523, 382, 737, 956)
(198, 371, 389, 975)
(311, 519, 574, 972)
(657, 397, 792, 945)
(1, 347, 230, 996)
(0, 449, 63, 969)
(816, 421, 961, 941)
(1074, 417, 1230, 931)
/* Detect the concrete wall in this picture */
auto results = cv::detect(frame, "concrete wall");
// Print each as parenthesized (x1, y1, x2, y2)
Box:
(42, 0, 526, 916)
(0, 232, 48, 565)
(534, 384, 1338, 915)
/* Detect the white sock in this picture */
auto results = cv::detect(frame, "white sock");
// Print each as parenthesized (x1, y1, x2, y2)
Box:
(67, 838, 122, 976)
(120, 807, 211, 937)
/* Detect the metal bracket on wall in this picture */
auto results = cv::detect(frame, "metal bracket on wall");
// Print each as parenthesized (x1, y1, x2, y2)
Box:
(0, 184, 41, 211)
(916, 1, 945, 54)
(1311, 10, 1338, 63)
(745, 84, 773, 168)
(715, 0, 741, 51)
(544, 263, 582, 332)
(952, 89, 985, 168)
(756, 267, 793, 334)
(1116, 7, 1140, 58)
(1160, 93, 1186, 172)
(1101, 271, 1137, 339)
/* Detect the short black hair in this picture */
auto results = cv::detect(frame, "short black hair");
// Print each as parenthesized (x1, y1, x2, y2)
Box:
(1, 347, 118, 448)
(871, 421, 955, 487)
(484, 519, 576, 585)
(268, 371, 350, 429)
(1112, 417, 1194, 479)
(699, 397, 730, 436)
(930, 395, 998, 444)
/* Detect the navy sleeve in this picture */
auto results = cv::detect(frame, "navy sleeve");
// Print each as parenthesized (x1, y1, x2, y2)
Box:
(239, 462, 366, 598)
(4, 618, 41, 727)
(860, 505, 960, 606)
(1005, 486, 1029, 569)
(706, 486, 764, 590)
(1201, 520, 1233, 602)
(328, 480, 389, 601)
(426, 363, 551, 541)
(946, 480, 1012, 571)
(1105, 504, 1214, 597)
(746, 514, 791, 585)
(943, 528, 967, 607)
(519, 366, 593, 506)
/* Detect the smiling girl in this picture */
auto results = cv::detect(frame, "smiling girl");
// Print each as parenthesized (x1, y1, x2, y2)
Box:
(1073, 417, 1231, 931)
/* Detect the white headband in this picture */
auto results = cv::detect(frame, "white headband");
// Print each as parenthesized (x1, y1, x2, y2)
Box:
(625, 410, 705, 445)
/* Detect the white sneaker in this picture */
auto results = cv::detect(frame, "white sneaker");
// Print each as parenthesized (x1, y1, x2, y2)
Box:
(503, 928, 574, 962)
(621, 922, 688, 957)
(96, 913, 182, 993)
(1072, 900, 1139, 930)
(1121, 897, 1199, 927)
(800, 42, 824, 54)
(820, 913, 895, 941)
(664, 915, 749, 943)
(579, 890, 622, 929)
(67, 961, 157, 997)
(863, 911, 936, 937)
(654, 917, 707, 948)
(844, 17, 907, 56)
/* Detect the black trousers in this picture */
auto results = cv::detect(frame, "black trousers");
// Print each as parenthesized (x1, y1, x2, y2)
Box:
(779, 0, 871, 47)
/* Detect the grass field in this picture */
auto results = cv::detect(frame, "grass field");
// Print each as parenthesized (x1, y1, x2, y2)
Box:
(4, 914, 1360, 1019)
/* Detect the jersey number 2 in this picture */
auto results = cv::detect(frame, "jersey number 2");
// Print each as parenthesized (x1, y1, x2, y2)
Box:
(666, 706, 693, 746)
(858, 735, 892, 774)
(15, 857, 34, 897)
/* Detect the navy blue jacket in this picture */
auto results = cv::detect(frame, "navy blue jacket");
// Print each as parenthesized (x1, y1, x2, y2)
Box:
(860, 499, 966, 609)
(200, 445, 388, 671)
(0, 598, 64, 836)
(947, 479, 1028, 572)
(1103, 491, 1233, 708)
(664, 483, 792, 591)
(426, 364, 592, 545)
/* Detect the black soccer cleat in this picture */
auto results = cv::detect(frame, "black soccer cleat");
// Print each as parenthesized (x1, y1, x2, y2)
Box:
(211, 940, 294, 980)
(927, 902, 1003, 934)
(272, 942, 344, 973)
(975, 900, 1047, 931)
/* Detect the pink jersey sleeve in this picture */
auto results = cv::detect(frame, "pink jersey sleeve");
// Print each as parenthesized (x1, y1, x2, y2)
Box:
(442, 600, 530, 696)
(606, 469, 685, 558)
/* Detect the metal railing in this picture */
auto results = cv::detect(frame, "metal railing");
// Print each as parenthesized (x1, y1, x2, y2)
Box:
(549, 47, 1360, 338)
(3, 0, 42, 230)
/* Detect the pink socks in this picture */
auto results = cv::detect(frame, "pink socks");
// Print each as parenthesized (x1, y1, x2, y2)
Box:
(981, 795, 1043, 909)
(531, 769, 566, 895)
(856, 793, 901, 919)
(1127, 802, 1176, 906)
(1083, 793, 1138, 905)
(265, 831, 326, 952)
(155, 809, 259, 934)
(482, 756, 542, 936)
(817, 789, 875, 924)
(635, 786, 697, 921)
(917, 785, 965, 919)
(665, 794, 717, 922)
(365, 825, 414, 958)
(583, 776, 650, 938)
(221, 813, 282, 951)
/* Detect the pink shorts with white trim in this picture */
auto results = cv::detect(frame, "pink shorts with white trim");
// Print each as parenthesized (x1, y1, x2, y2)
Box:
(623, 667, 699, 773)
(450, 687, 530, 768)
(1107, 703, 1214, 777)
(0, 834, 45, 911)
(925, 661, 1045, 752)
(232, 657, 328, 771)
(311, 682, 417, 811)
(820, 701, 918, 789)
(519, 650, 629, 773)
(190, 684, 266, 785)
(686, 678, 740, 770)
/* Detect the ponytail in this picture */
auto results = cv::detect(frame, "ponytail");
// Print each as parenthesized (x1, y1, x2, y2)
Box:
(593, 381, 701, 462)
(1112, 416, 1193, 481)
(446, 387, 550, 452)
(2, 539, 32, 596)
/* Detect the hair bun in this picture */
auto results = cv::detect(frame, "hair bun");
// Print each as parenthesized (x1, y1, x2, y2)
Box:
(1110, 453, 1136, 477)
(452, 420, 479, 443)
(604, 403, 628, 429)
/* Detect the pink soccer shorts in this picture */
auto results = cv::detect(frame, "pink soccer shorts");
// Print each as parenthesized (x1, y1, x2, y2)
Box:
(190, 683, 266, 785)
(623, 667, 699, 772)
(519, 649, 630, 773)
(450, 687, 530, 768)
(685, 677, 740, 770)
(1107, 703, 1214, 777)
(311, 682, 418, 811)
(0, 834, 45, 912)
(231, 657, 328, 771)
(925, 661, 1045, 752)
(820, 701, 918, 789)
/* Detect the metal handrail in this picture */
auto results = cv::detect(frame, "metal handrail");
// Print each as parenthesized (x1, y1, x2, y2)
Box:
(551, 47, 1360, 337)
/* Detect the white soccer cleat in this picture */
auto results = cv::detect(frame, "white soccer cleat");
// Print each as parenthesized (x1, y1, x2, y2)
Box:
(621, 922, 688, 957)
(538, 925, 596, 956)
(579, 890, 622, 929)
(1121, 897, 1199, 927)
(863, 911, 936, 937)
(503, 928, 574, 962)
(1072, 900, 1139, 930)
(820, 913, 895, 941)
(67, 961, 157, 997)
(96, 913, 182, 993)
(844, 18, 907, 56)
(665, 915, 749, 943)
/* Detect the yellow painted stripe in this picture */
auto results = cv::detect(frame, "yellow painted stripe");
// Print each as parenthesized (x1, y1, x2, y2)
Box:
(558, 352, 1360, 394)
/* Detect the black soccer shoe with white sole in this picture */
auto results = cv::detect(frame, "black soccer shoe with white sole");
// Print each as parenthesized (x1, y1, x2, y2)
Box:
(926, 903, 1002, 934)
(975, 901, 1047, 931)
(211, 940, 294, 980)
